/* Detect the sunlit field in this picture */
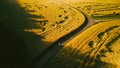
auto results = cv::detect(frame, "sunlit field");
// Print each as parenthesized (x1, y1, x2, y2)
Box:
(18, 0, 85, 51)
(0, 0, 120, 68)
(45, 20, 120, 68)
(0, 0, 85, 66)
(73, 2, 120, 19)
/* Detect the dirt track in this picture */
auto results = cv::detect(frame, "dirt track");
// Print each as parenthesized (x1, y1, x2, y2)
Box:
(30, 0, 120, 68)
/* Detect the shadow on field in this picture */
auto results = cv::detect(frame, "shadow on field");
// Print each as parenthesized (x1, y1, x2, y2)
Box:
(0, 23, 26, 68)
(0, 0, 50, 68)
(29, 7, 88, 68)
(44, 46, 117, 68)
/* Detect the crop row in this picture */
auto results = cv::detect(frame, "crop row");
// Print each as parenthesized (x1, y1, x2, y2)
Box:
(45, 20, 120, 68)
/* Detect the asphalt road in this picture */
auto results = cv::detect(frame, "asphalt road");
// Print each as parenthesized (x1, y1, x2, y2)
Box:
(29, 1, 119, 68)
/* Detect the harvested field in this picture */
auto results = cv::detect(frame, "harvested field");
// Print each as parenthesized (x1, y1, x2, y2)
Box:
(45, 20, 120, 68)
(0, 0, 85, 64)
(1, 0, 120, 68)
(69, 0, 120, 19)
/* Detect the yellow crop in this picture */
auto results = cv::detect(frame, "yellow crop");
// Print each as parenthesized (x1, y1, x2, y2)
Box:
(17, 0, 85, 62)
(72, 1, 120, 19)
(45, 20, 120, 68)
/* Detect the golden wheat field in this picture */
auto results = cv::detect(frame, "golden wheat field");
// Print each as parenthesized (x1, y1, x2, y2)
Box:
(0, 0, 85, 65)
(70, 0, 120, 19)
(18, 0, 85, 52)
(45, 20, 120, 68)
(1, 0, 120, 68)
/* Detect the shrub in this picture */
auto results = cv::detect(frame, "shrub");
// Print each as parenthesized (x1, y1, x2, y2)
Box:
(59, 20, 65, 24)
(97, 32, 105, 39)
(58, 15, 62, 17)
(64, 10, 67, 13)
(88, 41, 94, 48)
(64, 16, 68, 19)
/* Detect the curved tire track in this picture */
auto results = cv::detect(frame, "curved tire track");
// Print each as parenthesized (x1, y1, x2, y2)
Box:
(29, 0, 112, 68)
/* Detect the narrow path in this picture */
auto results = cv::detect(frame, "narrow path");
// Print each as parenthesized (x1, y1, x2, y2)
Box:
(29, 1, 89, 67)
(29, 0, 120, 68)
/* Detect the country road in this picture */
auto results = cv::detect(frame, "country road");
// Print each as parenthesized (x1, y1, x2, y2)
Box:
(29, 0, 120, 68)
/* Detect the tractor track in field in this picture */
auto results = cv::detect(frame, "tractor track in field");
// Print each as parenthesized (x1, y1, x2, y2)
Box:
(29, 0, 120, 68)
(56, 1, 120, 68)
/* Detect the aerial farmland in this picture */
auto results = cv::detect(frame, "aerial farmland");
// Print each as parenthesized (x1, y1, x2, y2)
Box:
(0, 0, 120, 68)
